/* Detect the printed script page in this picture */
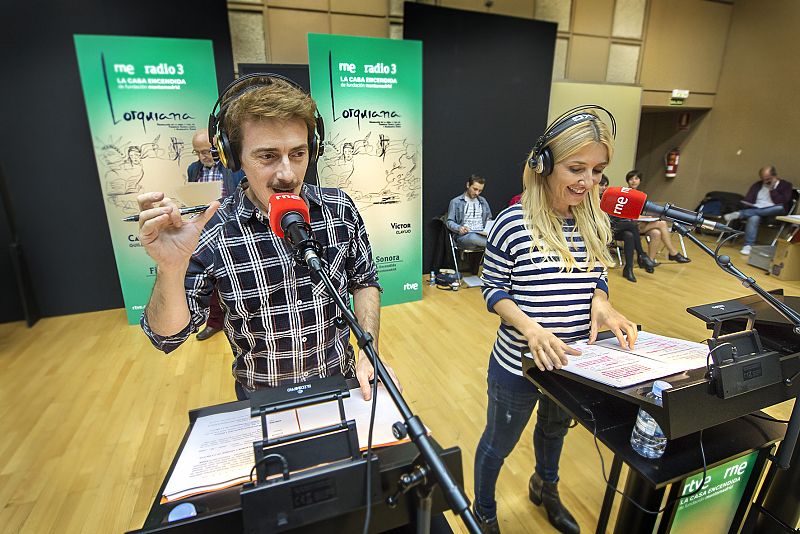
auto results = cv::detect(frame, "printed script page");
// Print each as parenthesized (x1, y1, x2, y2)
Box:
(161, 385, 412, 503)
(161, 407, 299, 502)
(523, 331, 709, 388)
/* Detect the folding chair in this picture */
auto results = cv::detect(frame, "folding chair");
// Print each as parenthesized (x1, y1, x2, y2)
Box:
(434, 214, 484, 277)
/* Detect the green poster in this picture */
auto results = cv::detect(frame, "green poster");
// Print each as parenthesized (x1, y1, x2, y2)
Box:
(670, 451, 759, 533)
(308, 34, 423, 306)
(74, 35, 219, 324)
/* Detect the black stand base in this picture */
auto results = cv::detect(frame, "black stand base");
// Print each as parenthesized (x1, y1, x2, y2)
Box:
(9, 242, 39, 327)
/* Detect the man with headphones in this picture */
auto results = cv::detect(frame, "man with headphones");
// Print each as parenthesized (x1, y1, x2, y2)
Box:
(135, 74, 399, 402)
(723, 165, 794, 255)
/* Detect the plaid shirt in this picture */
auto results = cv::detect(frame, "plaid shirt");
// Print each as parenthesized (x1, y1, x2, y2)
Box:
(196, 162, 226, 195)
(141, 181, 381, 390)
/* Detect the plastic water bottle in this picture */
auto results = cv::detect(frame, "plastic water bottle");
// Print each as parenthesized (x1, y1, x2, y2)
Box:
(429, 270, 436, 286)
(630, 380, 672, 459)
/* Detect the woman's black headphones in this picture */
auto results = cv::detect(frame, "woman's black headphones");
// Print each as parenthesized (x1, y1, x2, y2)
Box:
(207, 72, 326, 173)
(528, 104, 616, 177)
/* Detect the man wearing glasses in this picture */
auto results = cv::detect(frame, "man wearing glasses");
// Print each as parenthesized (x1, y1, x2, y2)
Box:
(187, 129, 244, 341)
(187, 128, 244, 198)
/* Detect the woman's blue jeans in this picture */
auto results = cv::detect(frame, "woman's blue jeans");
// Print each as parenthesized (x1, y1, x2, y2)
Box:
(473, 377, 572, 518)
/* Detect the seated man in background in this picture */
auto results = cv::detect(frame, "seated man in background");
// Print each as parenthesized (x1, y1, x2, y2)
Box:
(187, 128, 245, 198)
(724, 165, 793, 255)
(446, 174, 493, 249)
(186, 128, 245, 340)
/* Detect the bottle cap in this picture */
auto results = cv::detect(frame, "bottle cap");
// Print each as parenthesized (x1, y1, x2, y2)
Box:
(652, 380, 672, 397)
(168, 502, 197, 522)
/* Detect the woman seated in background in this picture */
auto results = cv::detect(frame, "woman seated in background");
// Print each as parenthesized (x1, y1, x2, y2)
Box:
(599, 175, 656, 282)
(625, 170, 691, 263)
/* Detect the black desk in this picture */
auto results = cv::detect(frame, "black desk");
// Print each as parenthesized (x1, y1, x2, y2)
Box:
(523, 356, 786, 534)
(127, 395, 461, 533)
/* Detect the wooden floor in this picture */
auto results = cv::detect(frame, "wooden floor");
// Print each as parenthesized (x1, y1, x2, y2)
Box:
(0, 236, 796, 534)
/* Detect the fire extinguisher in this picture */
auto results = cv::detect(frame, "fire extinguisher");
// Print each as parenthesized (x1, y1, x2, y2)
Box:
(665, 147, 680, 178)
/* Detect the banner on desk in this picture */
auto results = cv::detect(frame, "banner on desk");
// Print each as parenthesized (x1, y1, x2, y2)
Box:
(670, 450, 758, 533)
(74, 35, 218, 324)
(308, 34, 423, 306)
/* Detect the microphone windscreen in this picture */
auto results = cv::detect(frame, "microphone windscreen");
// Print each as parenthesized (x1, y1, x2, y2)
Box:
(600, 187, 647, 219)
(268, 193, 310, 238)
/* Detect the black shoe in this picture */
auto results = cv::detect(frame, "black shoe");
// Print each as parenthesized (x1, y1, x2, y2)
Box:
(196, 326, 221, 341)
(473, 505, 501, 534)
(622, 265, 637, 283)
(529, 473, 580, 534)
(637, 254, 656, 273)
(668, 253, 691, 263)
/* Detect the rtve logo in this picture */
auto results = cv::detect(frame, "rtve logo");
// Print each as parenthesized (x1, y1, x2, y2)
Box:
(403, 282, 419, 291)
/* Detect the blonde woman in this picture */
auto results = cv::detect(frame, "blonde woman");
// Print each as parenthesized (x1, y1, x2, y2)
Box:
(473, 108, 637, 534)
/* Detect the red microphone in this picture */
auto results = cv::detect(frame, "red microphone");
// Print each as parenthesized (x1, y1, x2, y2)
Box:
(600, 186, 646, 219)
(600, 186, 736, 233)
(268, 193, 310, 238)
(267, 193, 323, 269)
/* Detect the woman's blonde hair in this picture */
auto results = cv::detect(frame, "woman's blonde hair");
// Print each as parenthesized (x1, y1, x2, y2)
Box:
(520, 111, 614, 271)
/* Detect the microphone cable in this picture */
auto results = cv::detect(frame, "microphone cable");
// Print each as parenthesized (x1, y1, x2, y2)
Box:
(312, 172, 379, 534)
(582, 401, 708, 515)
(557, 383, 709, 515)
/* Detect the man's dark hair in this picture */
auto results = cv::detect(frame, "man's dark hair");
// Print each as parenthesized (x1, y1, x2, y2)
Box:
(599, 174, 609, 186)
(467, 174, 485, 186)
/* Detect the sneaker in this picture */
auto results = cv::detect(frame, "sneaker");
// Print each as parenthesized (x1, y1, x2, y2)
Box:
(723, 211, 740, 224)
(740, 245, 752, 255)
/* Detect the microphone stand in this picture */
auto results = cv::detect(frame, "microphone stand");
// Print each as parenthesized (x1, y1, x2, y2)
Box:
(672, 222, 800, 532)
(304, 256, 482, 534)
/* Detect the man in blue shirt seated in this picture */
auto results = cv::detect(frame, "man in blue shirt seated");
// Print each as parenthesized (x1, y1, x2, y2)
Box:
(446, 175, 493, 249)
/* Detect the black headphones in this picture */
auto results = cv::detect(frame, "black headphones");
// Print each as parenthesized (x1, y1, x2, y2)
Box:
(207, 72, 325, 173)
(528, 105, 616, 177)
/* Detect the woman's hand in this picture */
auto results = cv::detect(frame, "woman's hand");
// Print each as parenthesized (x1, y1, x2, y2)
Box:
(522, 322, 581, 372)
(589, 295, 638, 349)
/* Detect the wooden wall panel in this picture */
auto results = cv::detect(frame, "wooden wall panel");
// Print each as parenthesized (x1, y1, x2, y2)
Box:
(331, 0, 387, 16)
(573, 0, 614, 37)
(266, 8, 330, 63)
(330, 14, 389, 38)
(568, 35, 609, 82)
(639, 0, 732, 93)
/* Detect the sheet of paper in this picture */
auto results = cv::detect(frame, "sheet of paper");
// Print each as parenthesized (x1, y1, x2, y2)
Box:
(161, 407, 298, 502)
(161, 386, 415, 503)
(594, 331, 708, 369)
(536, 331, 710, 388)
(558, 342, 685, 388)
(296, 385, 411, 449)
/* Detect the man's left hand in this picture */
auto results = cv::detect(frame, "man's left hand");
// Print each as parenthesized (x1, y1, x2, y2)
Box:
(589, 298, 638, 350)
(356, 350, 402, 401)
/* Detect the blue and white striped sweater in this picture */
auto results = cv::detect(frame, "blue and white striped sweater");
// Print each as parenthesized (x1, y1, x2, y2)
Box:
(481, 204, 608, 389)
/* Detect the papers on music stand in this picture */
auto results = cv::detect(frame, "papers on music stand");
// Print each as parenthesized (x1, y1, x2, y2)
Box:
(525, 331, 709, 388)
(161, 385, 414, 503)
